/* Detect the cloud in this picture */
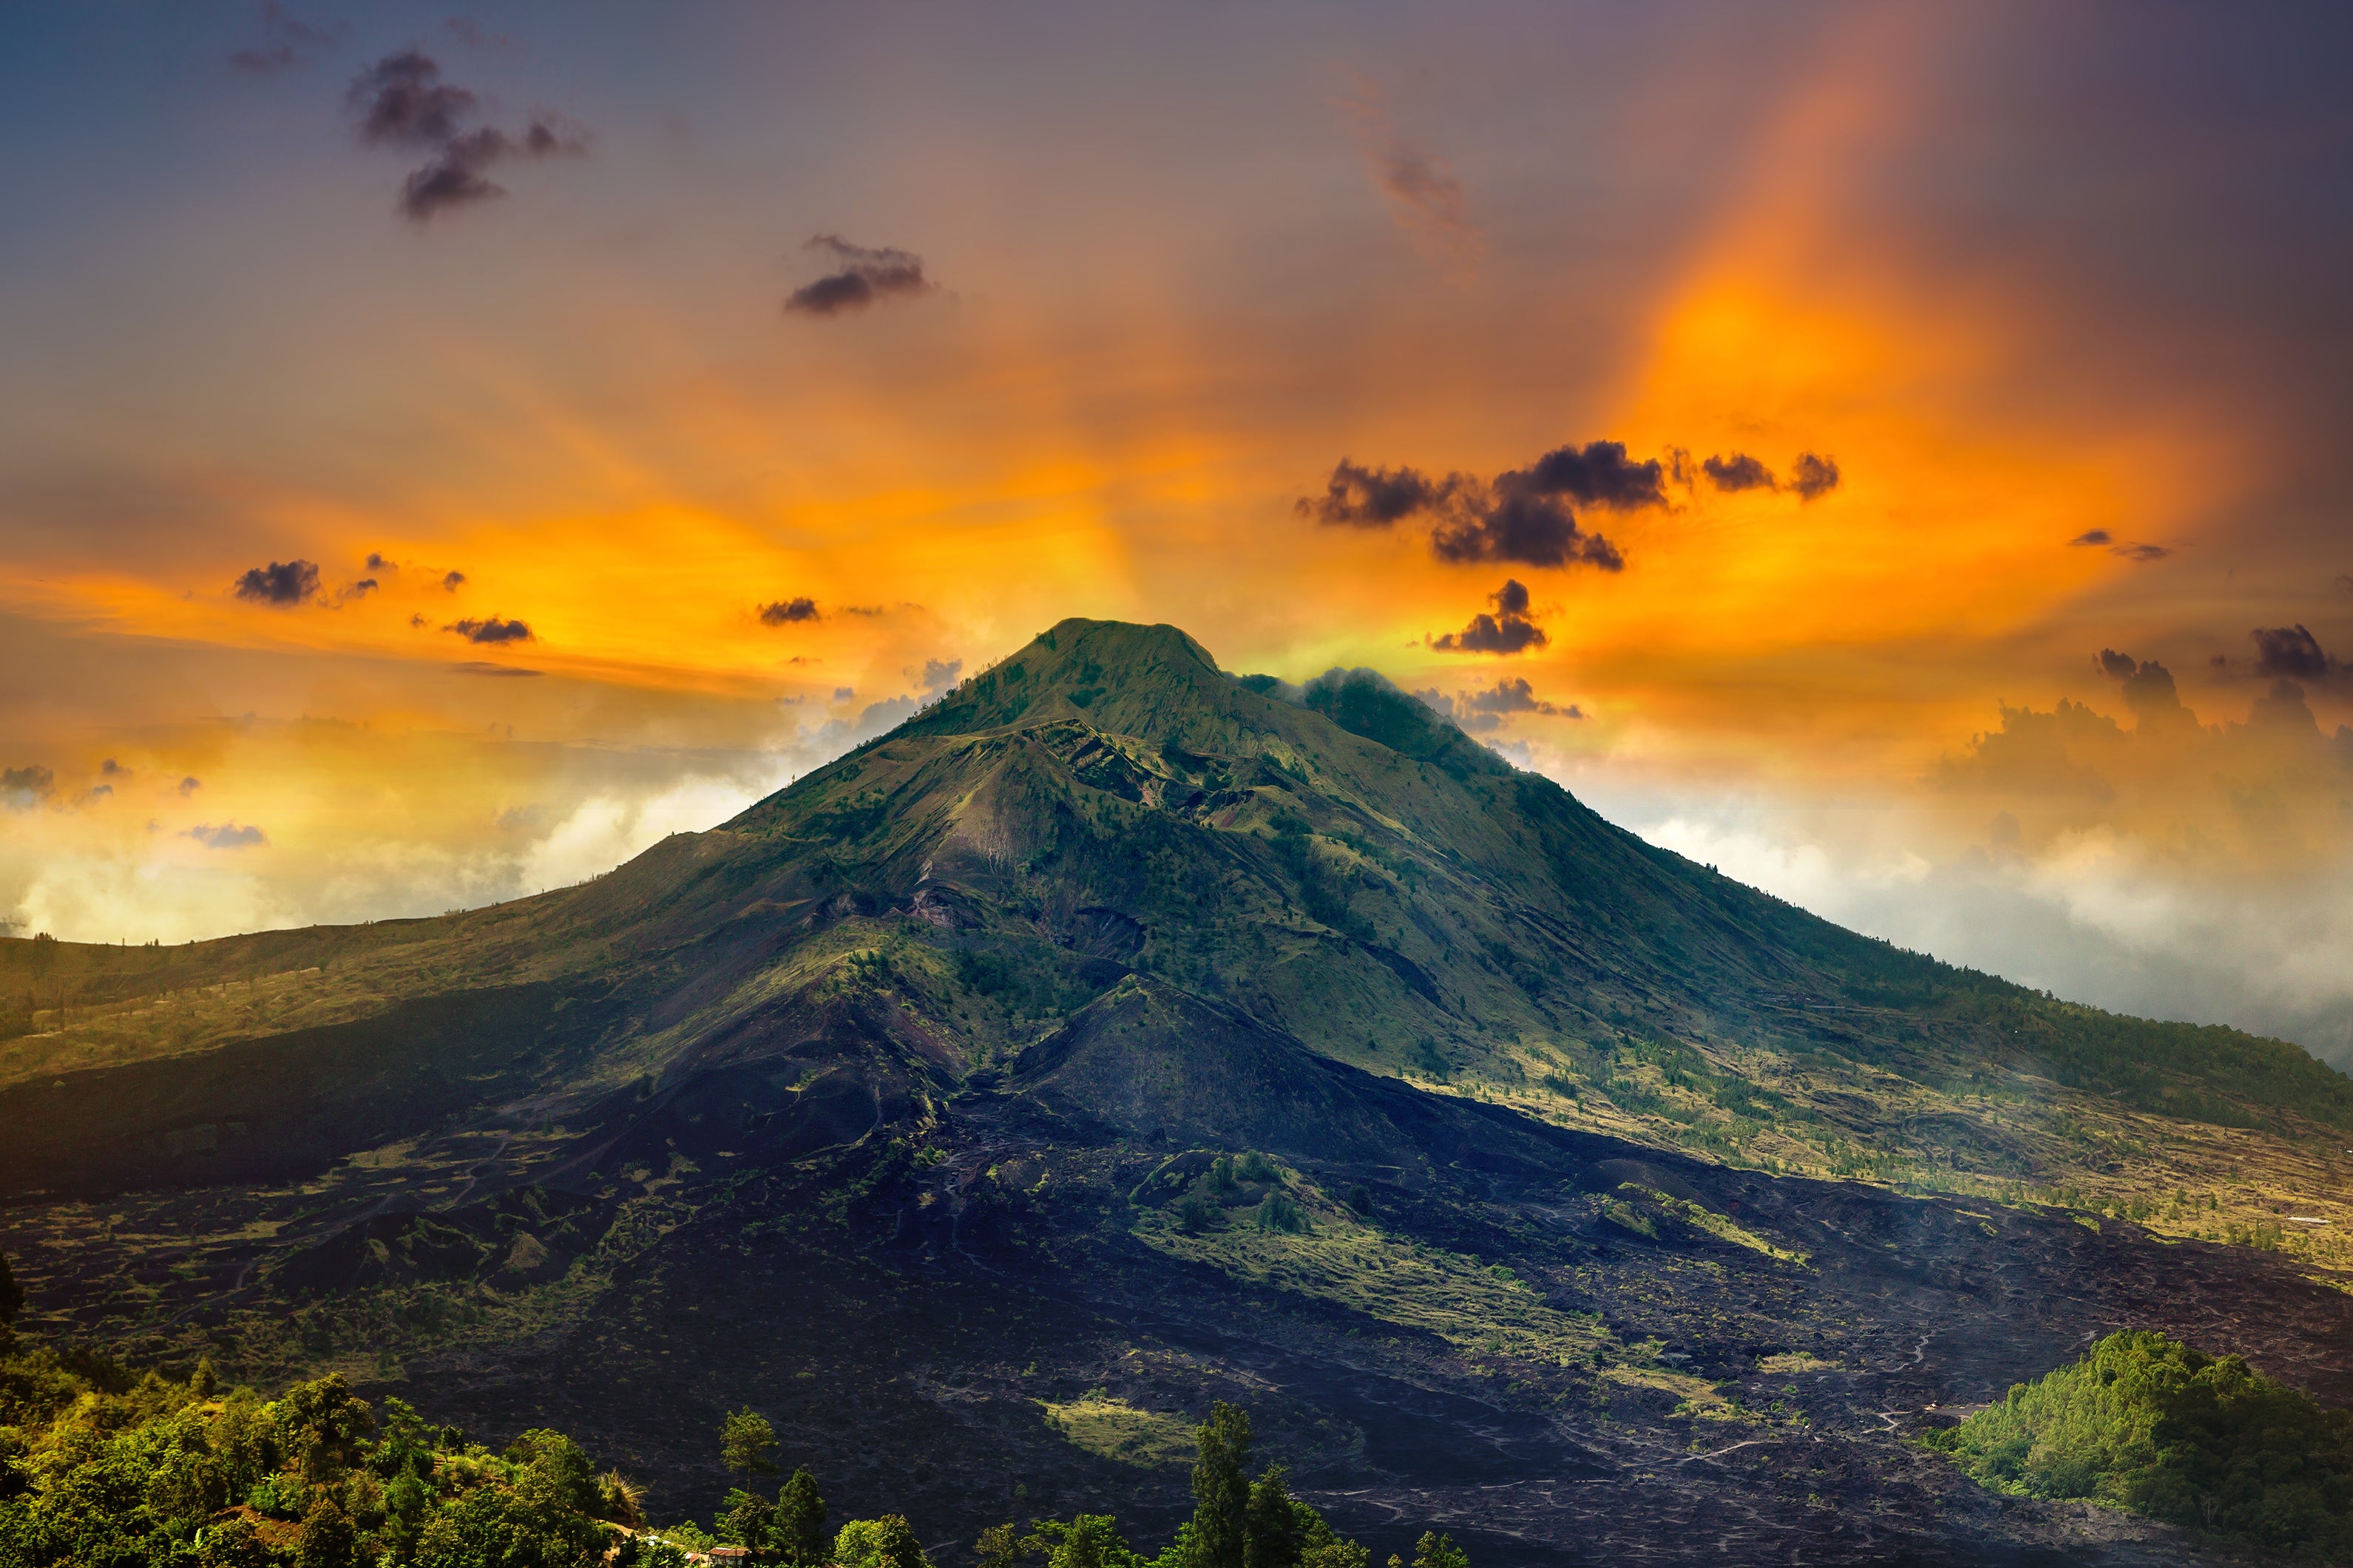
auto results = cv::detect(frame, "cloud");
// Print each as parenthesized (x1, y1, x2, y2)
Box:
(784, 235, 936, 316)
(833, 686, 855, 701)
(921, 658, 963, 692)
(2336, 575, 2353, 597)
(232, 559, 320, 606)
(182, 823, 267, 849)
(176, 776, 202, 796)
(1701, 452, 1776, 492)
(100, 758, 128, 778)
(452, 661, 542, 677)
(228, 2, 338, 74)
(1342, 86, 1484, 268)
(82, 784, 112, 804)
(1415, 677, 1580, 732)
(348, 51, 475, 146)
(1790, 451, 1841, 500)
(1296, 460, 1464, 528)
(2, 766, 55, 811)
(444, 616, 533, 645)
(2251, 624, 2344, 682)
(365, 551, 395, 571)
(2097, 649, 2192, 727)
(2068, 529, 2168, 561)
(442, 570, 466, 591)
(1299, 445, 1639, 569)
(347, 52, 586, 221)
(1431, 487, 1624, 570)
(1432, 579, 1548, 654)
(757, 597, 819, 625)
(408, 614, 429, 628)
(1519, 441, 1668, 510)
(444, 16, 514, 49)
(1463, 677, 1574, 719)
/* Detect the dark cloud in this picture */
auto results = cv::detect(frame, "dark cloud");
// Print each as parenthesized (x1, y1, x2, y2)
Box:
(921, 658, 963, 692)
(232, 559, 320, 606)
(444, 616, 532, 645)
(2097, 649, 2189, 726)
(408, 613, 429, 628)
(452, 661, 542, 677)
(1431, 487, 1623, 570)
(100, 758, 128, 778)
(1432, 579, 1549, 654)
(2251, 624, 2343, 682)
(399, 118, 585, 221)
(177, 776, 202, 796)
(1519, 441, 1668, 509)
(228, 2, 338, 74)
(1296, 460, 1464, 527)
(348, 51, 475, 146)
(1415, 678, 1580, 733)
(82, 784, 113, 804)
(365, 552, 395, 571)
(442, 570, 466, 591)
(348, 53, 586, 221)
(784, 236, 935, 316)
(1701, 452, 1776, 492)
(1, 766, 55, 811)
(1463, 677, 1576, 719)
(1790, 451, 1841, 500)
(348, 578, 377, 596)
(182, 822, 267, 849)
(757, 597, 819, 625)
(833, 686, 856, 701)
(2071, 529, 2168, 561)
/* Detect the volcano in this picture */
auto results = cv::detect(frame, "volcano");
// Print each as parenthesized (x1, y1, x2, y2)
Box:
(5, 619, 2352, 1565)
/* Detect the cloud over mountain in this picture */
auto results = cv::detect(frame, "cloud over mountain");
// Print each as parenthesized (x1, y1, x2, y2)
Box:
(1431, 580, 1547, 654)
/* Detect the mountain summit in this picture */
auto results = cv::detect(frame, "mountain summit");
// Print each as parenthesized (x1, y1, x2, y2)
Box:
(4, 619, 2352, 1564)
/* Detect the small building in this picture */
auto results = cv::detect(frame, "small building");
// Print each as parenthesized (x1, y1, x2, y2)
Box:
(709, 1550, 752, 1565)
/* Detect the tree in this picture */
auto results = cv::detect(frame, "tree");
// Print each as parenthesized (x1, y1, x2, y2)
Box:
(974, 1522, 1020, 1568)
(836, 1514, 931, 1568)
(0, 1247, 21, 1326)
(293, 1496, 359, 1568)
(277, 1375, 375, 1484)
(721, 1487, 778, 1549)
(1188, 1402, 1253, 1568)
(1410, 1533, 1467, 1568)
(1244, 1468, 1302, 1568)
(777, 1466, 830, 1566)
(1022, 1515, 1142, 1568)
(720, 1407, 781, 1478)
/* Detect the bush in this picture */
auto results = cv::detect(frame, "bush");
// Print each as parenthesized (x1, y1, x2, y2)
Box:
(1925, 1330, 2353, 1555)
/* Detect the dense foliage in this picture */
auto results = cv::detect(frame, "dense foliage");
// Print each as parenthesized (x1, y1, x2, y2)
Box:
(0, 1318, 1459, 1568)
(1924, 1331, 2353, 1557)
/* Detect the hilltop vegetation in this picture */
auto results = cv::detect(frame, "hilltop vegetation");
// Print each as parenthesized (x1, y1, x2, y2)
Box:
(1926, 1330, 2353, 1557)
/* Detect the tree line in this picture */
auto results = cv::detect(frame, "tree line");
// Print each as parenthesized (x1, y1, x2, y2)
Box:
(0, 1263, 1469, 1568)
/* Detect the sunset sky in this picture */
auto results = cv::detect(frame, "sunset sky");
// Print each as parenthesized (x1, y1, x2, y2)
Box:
(4, 4, 2352, 1058)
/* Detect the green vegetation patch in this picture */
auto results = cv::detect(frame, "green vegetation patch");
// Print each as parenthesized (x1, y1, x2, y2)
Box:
(1134, 1179, 1607, 1365)
(1039, 1395, 1197, 1468)
(1925, 1330, 2353, 1558)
